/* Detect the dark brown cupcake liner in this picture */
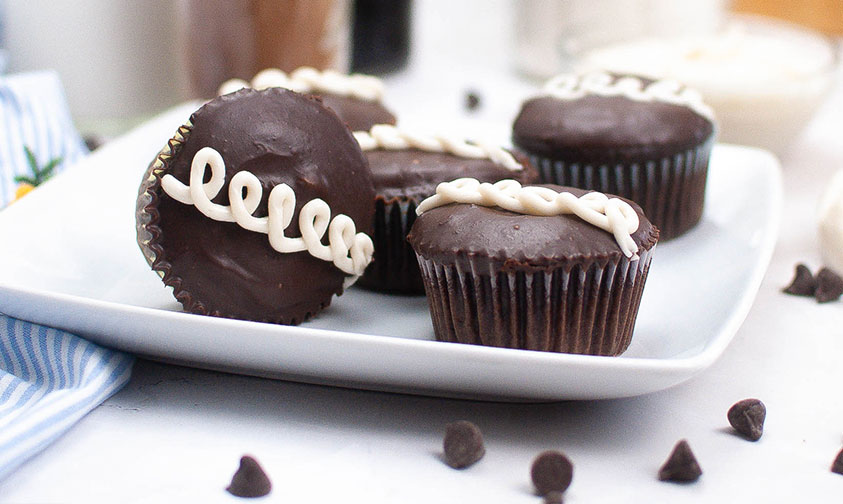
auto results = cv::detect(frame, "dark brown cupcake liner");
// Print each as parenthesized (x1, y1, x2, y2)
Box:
(415, 247, 655, 356)
(136, 121, 192, 275)
(526, 137, 714, 241)
(357, 196, 425, 294)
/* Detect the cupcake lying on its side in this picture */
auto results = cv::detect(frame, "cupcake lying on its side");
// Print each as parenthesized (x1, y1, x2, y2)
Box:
(407, 178, 659, 356)
(136, 88, 375, 325)
(353, 125, 539, 294)
(512, 71, 715, 241)
(219, 66, 396, 131)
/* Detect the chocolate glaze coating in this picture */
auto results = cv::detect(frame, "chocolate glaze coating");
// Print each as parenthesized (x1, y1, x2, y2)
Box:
(512, 85, 714, 163)
(408, 185, 658, 272)
(367, 149, 538, 202)
(317, 92, 396, 132)
(138, 88, 374, 324)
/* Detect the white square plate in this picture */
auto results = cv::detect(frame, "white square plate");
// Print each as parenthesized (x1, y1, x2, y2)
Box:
(0, 104, 781, 401)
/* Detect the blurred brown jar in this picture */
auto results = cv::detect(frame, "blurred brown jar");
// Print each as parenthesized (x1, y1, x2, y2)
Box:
(179, 0, 351, 99)
(732, 0, 843, 35)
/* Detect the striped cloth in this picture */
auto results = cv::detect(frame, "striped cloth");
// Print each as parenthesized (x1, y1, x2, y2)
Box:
(0, 315, 134, 480)
(0, 71, 132, 480)
(0, 70, 88, 207)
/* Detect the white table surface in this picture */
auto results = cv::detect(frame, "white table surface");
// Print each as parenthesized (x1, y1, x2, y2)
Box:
(2, 2, 843, 502)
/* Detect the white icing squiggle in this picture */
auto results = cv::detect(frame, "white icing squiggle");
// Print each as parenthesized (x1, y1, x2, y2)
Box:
(416, 178, 641, 259)
(542, 71, 714, 120)
(160, 147, 374, 284)
(218, 66, 384, 102)
(353, 124, 523, 171)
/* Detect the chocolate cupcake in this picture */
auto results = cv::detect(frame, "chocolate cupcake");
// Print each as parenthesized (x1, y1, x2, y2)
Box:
(512, 71, 715, 241)
(353, 125, 539, 294)
(218, 67, 396, 131)
(136, 87, 375, 324)
(407, 178, 658, 355)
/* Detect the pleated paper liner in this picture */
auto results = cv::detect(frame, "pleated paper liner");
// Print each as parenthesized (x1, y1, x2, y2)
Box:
(416, 247, 655, 356)
(527, 138, 714, 241)
(357, 196, 425, 294)
(135, 121, 192, 276)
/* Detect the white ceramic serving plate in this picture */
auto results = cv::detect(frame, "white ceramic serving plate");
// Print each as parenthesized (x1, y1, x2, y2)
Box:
(0, 104, 781, 401)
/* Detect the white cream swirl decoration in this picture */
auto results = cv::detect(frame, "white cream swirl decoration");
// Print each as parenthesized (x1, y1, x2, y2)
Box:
(543, 71, 714, 120)
(160, 147, 374, 285)
(218, 66, 385, 102)
(416, 178, 642, 259)
(353, 124, 523, 171)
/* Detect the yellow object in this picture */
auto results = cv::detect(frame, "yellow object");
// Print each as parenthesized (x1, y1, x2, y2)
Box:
(733, 0, 843, 35)
(12, 183, 35, 203)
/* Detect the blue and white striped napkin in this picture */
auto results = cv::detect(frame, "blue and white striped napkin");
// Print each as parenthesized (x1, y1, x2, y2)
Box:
(0, 70, 134, 480)
(0, 315, 134, 480)
(0, 70, 88, 207)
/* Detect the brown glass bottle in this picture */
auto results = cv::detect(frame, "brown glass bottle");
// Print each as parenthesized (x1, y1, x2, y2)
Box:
(351, 0, 411, 75)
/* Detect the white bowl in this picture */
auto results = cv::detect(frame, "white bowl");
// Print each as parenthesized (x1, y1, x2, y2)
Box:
(579, 15, 839, 155)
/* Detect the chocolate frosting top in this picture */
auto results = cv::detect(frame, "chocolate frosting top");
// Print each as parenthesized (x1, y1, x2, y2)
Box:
(407, 185, 658, 272)
(317, 93, 396, 132)
(367, 149, 539, 202)
(512, 80, 714, 162)
(143, 87, 374, 324)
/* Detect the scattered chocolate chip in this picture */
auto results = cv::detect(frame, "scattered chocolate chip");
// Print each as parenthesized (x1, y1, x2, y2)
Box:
(226, 455, 272, 498)
(727, 398, 766, 441)
(531, 450, 574, 496)
(464, 90, 481, 111)
(544, 490, 565, 504)
(832, 448, 843, 476)
(83, 134, 107, 152)
(783, 263, 816, 296)
(815, 267, 843, 303)
(443, 420, 485, 469)
(658, 440, 702, 483)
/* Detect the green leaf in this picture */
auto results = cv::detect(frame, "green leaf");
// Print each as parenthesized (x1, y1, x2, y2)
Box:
(21, 146, 64, 185)
(23, 146, 39, 173)
(42, 157, 63, 173)
(13, 175, 38, 185)
(37, 157, 63, 182)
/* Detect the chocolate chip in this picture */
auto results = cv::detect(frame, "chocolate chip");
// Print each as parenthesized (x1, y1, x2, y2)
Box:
(544, 490, 565, 504)
(727, 398, 766, 441)
(443, 420, 485, 469)
(783, 263, 816, 296)
(815, 267, 843, 303)
(83, 135, 106, 152)
(658, 440, 702, 483)
(226, 455, 272, 498)
(531, 450, 574, 496)
(832, 448, 843, 476)
(464, 90, 481, 111)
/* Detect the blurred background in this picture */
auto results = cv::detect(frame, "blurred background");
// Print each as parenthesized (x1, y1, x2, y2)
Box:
(0, 0, 841, 148)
